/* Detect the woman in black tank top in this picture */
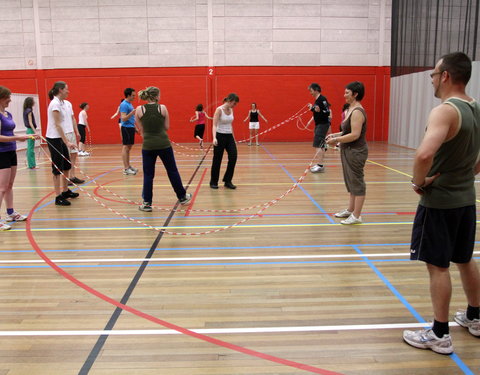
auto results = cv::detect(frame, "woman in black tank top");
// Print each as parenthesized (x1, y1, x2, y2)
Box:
(243, 103, 268, 146)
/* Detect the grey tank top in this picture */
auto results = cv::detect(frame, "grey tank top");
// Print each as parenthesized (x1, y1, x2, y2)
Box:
(216, 107, 233, 134)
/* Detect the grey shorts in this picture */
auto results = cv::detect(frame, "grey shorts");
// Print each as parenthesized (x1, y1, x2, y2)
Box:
(313, 123, 330, 149)
(340, 145, 368, 195)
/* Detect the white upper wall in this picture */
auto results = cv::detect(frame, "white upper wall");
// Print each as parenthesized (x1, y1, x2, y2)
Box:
(1, 0, 391, 70)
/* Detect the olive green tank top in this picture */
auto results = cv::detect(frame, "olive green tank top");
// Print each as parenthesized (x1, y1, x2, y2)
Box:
(420, 97, 480, 209)
(141, 103, 171, 150)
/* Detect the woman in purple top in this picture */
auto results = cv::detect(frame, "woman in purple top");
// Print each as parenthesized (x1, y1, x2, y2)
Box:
(190, 104, 212, 148)
(0, 86, 37, 230)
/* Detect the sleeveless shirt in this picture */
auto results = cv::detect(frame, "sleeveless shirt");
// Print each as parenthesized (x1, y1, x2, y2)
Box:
(141, 103, 171, 150)
(340, 107, 367, 149)
(216, 107, 233, 134)
(0, 111, 16, 152)
(420, 97, 480, 209)
(196, 111, 206, 125)
(249, 110, 259, 122)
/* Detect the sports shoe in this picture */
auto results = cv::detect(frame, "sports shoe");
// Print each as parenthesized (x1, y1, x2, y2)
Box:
(69, 177, 85, 185)
(224, 182, 237, 189)
(79, 151, 90, 156)
(340, 213, 362, 225)
(129, 166, 138, 173)
(334, 209, 352, 218)
(0, 220, 12, 231)
(123, 168, 136, 175)
(454, 310, 480, 337)
(179, 193, 192, 205)
(55, 196, 71, 206)
(62, 189, 79, 199)
(310, 164, 325, 173)
(139, 202, 152, 212)
(5, 211, 27, 222)
(403, 328, 453, 354)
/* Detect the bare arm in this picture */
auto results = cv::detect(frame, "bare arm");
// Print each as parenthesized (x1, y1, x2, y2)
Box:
(212, 107, 221, 146)
(327, 110, 364, 146)
(134, 106, 143, 137)
(204, 111, 213, 120)
(0, 134, 32, 142)
(258, 110, 268, 123)
(475, 158, 480, 175)
(162, 105, 170, 131)
(411, 104, 456, 191)
(243, 110, 250, 122)
(190, 111, 199, 123)
(110, 106, 120, 120)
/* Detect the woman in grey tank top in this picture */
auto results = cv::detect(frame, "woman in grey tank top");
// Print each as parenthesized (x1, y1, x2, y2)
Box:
(210, 93, 240, 189)
(326, 81, 368, 225)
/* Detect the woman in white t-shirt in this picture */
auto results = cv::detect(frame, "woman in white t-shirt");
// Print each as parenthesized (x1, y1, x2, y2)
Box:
(45, 81, 79, 206)
(78, 102, 90, 156)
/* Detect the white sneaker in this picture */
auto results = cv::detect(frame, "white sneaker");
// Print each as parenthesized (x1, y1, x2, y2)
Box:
(310, 164, 325, 173)
(403, 328, 453, 354)
(129, 166, 138, 173)
(123, 168, 136, 176)
(138, 202, 152, 212)
(454, 310, 480, 337)
(0, 220, 11, 231)
(5, 211, 27, 222)
(340, 213, 362, 225)
(334, 209, 352, 218)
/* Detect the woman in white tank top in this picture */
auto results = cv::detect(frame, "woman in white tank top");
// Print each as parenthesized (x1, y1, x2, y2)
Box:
(210, 93, 240, 189)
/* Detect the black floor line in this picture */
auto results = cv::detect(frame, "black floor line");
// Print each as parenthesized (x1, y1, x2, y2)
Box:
(78, 148, 211, 375)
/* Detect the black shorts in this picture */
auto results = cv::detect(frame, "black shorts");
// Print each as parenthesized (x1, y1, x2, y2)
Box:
(410, 205, 476, 268)
(194, 124, 205, 138)
(0, 151, 17, 169)
(121, 126, 135, 145)
(313, 122, 330, 149)
(46, 137, 71, 175)
(78, 124, 86, 143)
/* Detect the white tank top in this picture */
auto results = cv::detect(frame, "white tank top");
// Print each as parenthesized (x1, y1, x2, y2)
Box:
(78, 110, 87, 125)
(216, 107, 233, 134)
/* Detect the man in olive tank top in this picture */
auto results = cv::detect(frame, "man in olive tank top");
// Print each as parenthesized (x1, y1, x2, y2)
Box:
(403, 52, 480, 354)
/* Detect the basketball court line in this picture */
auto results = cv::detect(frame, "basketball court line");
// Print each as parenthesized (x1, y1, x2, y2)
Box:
(0, 322, 463, 337)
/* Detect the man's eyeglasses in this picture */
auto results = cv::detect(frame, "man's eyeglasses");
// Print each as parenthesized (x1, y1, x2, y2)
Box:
(430, 71, 445, 78)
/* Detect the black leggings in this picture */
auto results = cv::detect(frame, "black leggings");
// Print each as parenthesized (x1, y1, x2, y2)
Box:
(210, 133, 237, 185)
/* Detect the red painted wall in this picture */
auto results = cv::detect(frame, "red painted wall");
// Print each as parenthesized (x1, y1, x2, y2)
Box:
(0, 66, 390, 144)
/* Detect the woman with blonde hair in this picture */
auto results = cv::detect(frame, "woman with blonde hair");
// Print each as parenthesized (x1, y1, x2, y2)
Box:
(135, 86, 191, 212)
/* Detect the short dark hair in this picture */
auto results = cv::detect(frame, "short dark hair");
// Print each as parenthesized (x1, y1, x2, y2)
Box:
(345, 81, 365, 101)
(124, 88, 135, 98)
(308, 83, 321, 92)
(80, 102, 88, 109)
(195, 104, 203, 111)
(439, 52, 472, 85)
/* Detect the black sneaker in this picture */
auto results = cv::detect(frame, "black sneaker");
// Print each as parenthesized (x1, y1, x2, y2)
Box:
(62, 189, 79, 199)
(210, 183, 219, 189)
(55, 196, 71, 206)
(179, 193, 192, 205)
(69, 177, 85, 185)
(224, 182, 237, 189)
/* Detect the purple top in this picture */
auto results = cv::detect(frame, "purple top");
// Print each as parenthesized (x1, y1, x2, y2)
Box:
(0, 111, 17, 152)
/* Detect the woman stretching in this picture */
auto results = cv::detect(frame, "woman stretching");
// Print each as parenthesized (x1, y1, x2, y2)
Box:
(135, 86, 191, 212)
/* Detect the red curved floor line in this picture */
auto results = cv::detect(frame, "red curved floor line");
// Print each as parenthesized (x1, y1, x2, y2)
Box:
(26, 192, 344, 375)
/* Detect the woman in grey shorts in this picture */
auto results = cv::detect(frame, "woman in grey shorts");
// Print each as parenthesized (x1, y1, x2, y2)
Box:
(326, 81, 367, 225)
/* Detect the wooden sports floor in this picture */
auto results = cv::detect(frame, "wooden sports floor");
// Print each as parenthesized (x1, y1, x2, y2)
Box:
(1, 141, 479, 375)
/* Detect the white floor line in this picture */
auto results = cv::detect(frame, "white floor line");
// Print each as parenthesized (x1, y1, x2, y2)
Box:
(1, 251, 479, 264)
(0, 322, 461, 337)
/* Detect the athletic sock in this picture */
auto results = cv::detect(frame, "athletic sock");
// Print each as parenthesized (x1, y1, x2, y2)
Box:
(6, 208, 14, 215)
(432, 320, 449, 338)
(466, 305, 480, 320)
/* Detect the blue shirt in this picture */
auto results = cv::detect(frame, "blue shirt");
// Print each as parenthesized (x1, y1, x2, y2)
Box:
(120, 100, 135, 128)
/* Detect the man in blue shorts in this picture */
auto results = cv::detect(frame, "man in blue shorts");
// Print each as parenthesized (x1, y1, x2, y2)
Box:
(403, 52, 480, 354)
(120, 88, 138, 175)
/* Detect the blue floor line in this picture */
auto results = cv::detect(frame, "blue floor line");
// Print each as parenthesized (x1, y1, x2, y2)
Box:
(352, 245, 474, 375)
(262, 145, 336, 224)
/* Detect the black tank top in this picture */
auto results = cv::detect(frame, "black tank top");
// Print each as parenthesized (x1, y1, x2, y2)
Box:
(250, 110, 259, 122)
